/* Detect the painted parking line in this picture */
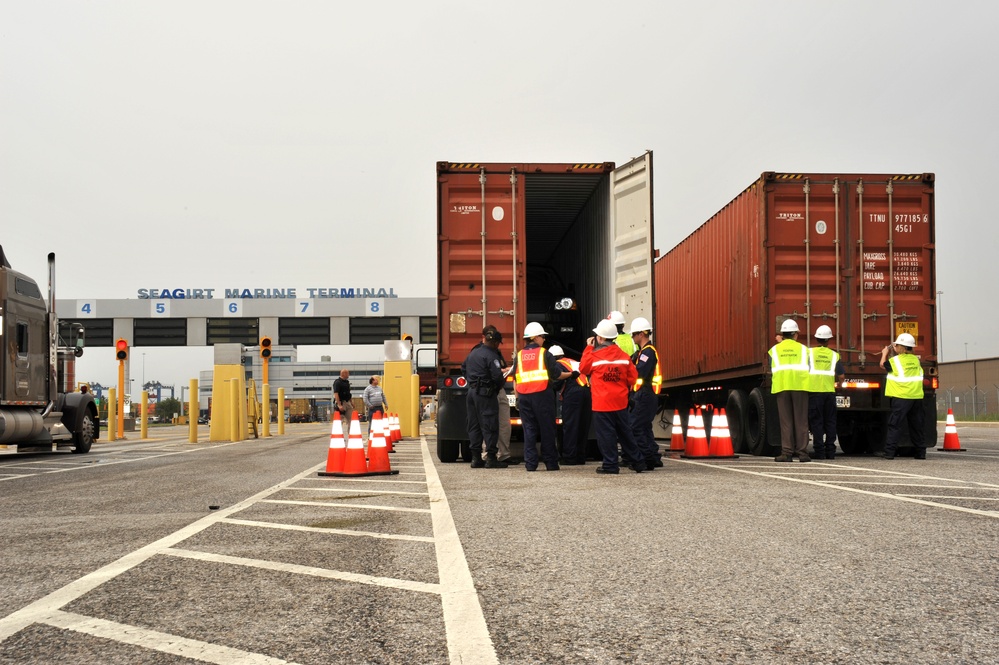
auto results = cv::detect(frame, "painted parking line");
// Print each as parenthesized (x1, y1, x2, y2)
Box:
(222, 518, 435, 543)
(260, 499, 431, 514)
(283, 486, 430, 497)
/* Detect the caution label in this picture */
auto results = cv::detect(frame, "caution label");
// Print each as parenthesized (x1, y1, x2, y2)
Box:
(895, 321, 918, 340)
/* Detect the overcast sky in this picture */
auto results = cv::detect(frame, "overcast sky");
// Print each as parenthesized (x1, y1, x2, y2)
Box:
(3, 1, 996, 395)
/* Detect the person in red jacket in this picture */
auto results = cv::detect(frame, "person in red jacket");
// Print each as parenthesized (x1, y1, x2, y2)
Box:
(579, 319, 646, 474)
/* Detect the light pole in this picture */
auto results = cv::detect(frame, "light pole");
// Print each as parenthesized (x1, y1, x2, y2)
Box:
(964, 342, 968, 360)
(936, 290, 943, 362)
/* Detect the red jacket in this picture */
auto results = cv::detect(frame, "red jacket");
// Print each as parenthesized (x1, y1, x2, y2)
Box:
(579, 342, 637, 412)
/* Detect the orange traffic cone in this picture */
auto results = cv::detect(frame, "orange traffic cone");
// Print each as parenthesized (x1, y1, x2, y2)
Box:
(706, 408, 739, 459)
(317, 416, 347, 476)
(366, 414, 399, 475)
(338, 412, 369, 475)
(390, 413, 402, 445)
(681, 407, 710, 458)
(937, 408, 966, 451)
(669, 409, 685, 452)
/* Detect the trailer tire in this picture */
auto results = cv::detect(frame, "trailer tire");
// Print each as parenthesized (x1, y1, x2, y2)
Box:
(73, 413, 95, 454)
(725, 390, 749, 454)
(437, 439, 459, 463)
(746, 388, 768, 456)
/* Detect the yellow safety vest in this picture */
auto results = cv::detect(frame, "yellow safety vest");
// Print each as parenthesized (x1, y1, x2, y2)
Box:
(807, 346, 839, 393)
(769, 339, 810, 393)
(632, 343, 663, 395)
(615, 332, 637, 357)
(515, 347, 549, 394)
(886, 354, 924, 399)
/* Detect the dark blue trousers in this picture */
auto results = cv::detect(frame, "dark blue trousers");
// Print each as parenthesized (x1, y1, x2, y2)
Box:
(594, 409, 644, 472)
(466, 389, 499, 459)
(519, 390, 559, 470)
(560, 387, 591, 462)
(808, 393, 838, 457)
(886, 397, 925, 455)
(630, 389, 662, 464)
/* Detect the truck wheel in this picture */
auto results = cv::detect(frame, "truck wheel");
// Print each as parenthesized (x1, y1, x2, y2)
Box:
(437, 439, 459, 463)
(73, 413, 95, 454)
(746, 388, 768, 456)
(725, 390, 749, 454)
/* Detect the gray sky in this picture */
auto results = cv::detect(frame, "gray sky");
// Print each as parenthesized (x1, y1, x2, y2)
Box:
(3, 1, 997, 393)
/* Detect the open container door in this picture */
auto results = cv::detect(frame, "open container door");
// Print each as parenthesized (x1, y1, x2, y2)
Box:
(610, 151, 655, 325)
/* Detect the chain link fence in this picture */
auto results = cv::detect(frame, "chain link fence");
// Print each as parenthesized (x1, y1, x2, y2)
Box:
(936, 385, 999, 421)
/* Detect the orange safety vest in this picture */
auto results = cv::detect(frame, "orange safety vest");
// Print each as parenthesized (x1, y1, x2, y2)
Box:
(632, 343, 662, 395)
(556, 357, 589, 387)
(515, 347, 549, 394)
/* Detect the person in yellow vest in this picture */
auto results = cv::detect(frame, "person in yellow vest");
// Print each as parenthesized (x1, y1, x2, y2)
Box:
(876, 333, 926, 460)
(510, 322, 572, 472)
(769, 319, 811, 462)
(807, 325, 845, 459)
(629, 317, 664, 469)
(607, 310, 637, 357)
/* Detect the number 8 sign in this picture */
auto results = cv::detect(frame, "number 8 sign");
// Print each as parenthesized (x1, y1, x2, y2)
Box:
(366, 299, 385, 317)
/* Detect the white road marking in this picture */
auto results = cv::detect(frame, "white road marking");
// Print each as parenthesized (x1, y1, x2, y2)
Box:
(260, 499, 430, 513)
(164, 548, 441, 595)
(303, 477, 427, 484)
(222, 517, 434, 542)
(895, 495, 999, 501)
(421, 436, 499, 665)
(42, 610, 296, 665)
(284, 486, 429, 497)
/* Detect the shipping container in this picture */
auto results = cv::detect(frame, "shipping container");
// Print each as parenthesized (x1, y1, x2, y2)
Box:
(435, 153, 655, 462)
(654, 172, 937, 455)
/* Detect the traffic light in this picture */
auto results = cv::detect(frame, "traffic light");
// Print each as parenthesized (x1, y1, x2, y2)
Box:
(115, 338, 128, 361)
(260, 337, 272, 359)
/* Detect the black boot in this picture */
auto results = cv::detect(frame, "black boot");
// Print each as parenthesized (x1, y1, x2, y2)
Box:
(485, 455, 508, 469)
(470, 456, 486, 468)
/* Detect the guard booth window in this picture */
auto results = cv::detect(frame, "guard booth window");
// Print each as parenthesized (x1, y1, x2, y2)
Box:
(349, 317, 401, 344)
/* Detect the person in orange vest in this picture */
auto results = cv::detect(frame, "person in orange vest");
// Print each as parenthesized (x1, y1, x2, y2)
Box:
(629, 317, 664, 469)
(769, 319, 811, 462)
(579, 319, 646, 474)
(510, 322, 572, 472)
(550, 345, 591, 465)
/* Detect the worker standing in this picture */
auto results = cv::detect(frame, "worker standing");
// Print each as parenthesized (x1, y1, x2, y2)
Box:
(807, 325, 845, 459)
(462, 326, 509, 469)
(769, 319, 811, 462)
(607, 310, 637, 357)
(580, 319, 645, 474)
(510, 322, 572, 472)
(876, 333, 926, 460)
(629, 317, 664, 469)
(550, 345, 591, 465)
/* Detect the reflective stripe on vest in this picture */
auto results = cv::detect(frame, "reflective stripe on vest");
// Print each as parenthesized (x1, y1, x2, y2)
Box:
(515, 348, 548, 394)
(886, 354, 924, 399)
(633, 343, 663, 395)
(770, 340, 810, 393)
(807, 347, 839, 393)
(556, 357, 588, 387)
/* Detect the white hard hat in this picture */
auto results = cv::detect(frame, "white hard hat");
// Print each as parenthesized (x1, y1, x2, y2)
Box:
(629, 317, 653, 334)
(548, 345, 564, 357)
(593, 319, 619, 339)
(814, 325, 833, 339)
(894, 332, 916, 348)
(607, 310, 626, 326)
(523, 322, 547, 338)
(780, 319, 799, 334)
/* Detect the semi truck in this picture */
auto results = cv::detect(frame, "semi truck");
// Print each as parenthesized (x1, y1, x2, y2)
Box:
(654, 172, 938, 455)
(435, 153, 656, 462)
(0, 246, 99, 454)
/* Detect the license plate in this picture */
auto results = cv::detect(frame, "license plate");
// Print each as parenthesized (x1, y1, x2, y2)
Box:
(507, 395, 517, 408)
(836, 396, 850, 408)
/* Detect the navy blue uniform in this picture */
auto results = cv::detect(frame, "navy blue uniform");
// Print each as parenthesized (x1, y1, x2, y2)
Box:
(511, 343, 563, 471)
(630, 343, 663, 466)
(808, 358, 845, 458)
(463, 343, 505, 461)
(555, 359, 591, 463)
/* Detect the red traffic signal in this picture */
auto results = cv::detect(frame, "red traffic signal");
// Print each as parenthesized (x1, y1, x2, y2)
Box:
(260, 337, 272, 359)
(115, 338, 128, 361)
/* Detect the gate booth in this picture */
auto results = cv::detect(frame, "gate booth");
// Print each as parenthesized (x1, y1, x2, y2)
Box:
(381, 341, 420, 439)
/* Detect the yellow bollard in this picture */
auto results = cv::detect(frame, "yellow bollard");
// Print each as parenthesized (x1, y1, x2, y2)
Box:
(107, 388, 117, 442)
(189, 379, 199, 443)
(228, 380, 239, 442)
(277, 387, 285, 435)
(262, 384, 270, 438)
(140, 391, 148, 439)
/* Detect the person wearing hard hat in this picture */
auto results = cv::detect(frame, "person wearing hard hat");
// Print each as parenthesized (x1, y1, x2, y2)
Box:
(807, 325, 846, 459)
(549, 345, 591, 465)
(461, 325, 509, 469)
(607, 310, 637, 357)
(510, 322, 573, 472)
(579, 319, 646, 473)
(629, 317, 664, 469)
(876, 333, 926, 460)
(769, 319, 811, 462)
